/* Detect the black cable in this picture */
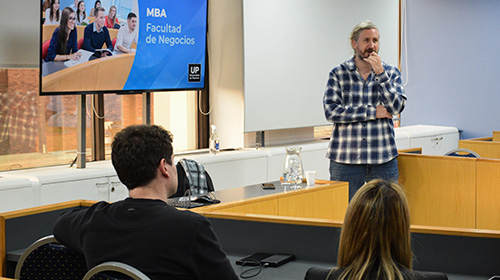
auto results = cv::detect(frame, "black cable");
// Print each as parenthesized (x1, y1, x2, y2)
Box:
(239, 259, 267, 279)
(69, 155, 77, 168)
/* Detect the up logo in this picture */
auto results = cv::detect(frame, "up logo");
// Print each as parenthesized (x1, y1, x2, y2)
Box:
(188, 64, 202, 82)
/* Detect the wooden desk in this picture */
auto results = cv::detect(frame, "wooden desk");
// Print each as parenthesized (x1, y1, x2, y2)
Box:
(459, 131, 500, 159)
(198, 179, 500, 276)
(476, 159, 500, 230)
(459, 139, 500, 159)
(42, 25, 118, 44)
(195, 180, 348, 221)
(398, 152, 500, 231)
(493, 131, 500, 142)
(211, 216, 500, 278)
(2, 181, 499, 278)
(398, 153, 476, 228)
(0, 182, 346, 277)
(42, 53, 135, 92)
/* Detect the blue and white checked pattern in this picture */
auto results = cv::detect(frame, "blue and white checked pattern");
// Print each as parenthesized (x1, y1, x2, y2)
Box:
(323, 57, 407, 164)
(180, 158, 209, 195)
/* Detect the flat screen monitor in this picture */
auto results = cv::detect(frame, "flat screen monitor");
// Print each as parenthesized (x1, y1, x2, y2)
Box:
(40, 0, 208, 95)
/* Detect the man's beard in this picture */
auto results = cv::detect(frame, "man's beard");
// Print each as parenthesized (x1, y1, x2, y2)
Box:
(356, 49, 375, 60)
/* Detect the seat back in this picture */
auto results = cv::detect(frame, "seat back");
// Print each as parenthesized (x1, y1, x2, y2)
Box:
(444, 148, 480, 158)
(42, 40, 50, 60)
(78, 37, 84, 49)
(170, 158, 214, 198)
(15, 235, 87, 280)
(83, 261, 151, 280)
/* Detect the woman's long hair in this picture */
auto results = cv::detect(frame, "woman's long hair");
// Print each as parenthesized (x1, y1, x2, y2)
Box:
(336, 179, 412, 280)
(56, 7, 74, 55)
(108, 5, 118, 25)
(49, 0, 60, 22)
(77, 1, 86, 23)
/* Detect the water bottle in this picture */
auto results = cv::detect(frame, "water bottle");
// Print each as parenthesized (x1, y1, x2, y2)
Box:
(209, 125, 220, 155)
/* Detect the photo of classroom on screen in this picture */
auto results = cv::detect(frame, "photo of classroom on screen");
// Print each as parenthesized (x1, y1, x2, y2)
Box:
(40, 0, 207, 95)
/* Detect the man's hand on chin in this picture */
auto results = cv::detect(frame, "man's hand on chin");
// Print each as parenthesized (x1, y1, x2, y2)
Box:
(364, 52, 384, 75)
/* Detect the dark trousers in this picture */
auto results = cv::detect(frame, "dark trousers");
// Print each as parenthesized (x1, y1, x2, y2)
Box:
(329, 157, 399, 200)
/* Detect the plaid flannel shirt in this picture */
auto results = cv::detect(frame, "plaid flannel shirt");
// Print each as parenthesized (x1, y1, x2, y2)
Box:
(323, 57, 407, 165)
(180, 158, 209, 195)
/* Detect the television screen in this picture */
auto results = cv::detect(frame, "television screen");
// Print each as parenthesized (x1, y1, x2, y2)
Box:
(40, 0, 208, 95)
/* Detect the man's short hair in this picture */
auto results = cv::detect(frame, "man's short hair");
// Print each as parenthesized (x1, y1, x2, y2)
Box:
(350, 20, 378, 42)
(94, 6, 105, 17)
(127, 12, 137, 20)
(111, 125, 174, 190)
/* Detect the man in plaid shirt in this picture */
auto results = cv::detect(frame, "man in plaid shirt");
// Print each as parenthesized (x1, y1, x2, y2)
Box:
(323, 20, 407, 200)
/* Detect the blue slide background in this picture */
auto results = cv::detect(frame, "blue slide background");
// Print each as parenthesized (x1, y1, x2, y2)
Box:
(124, 0, 207, 91)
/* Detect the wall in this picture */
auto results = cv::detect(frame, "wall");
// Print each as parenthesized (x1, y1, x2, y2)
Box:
(3, 1, 498, 147)
(242, 0, 399, 133)
(208, 0, 245, 149)
(401, 0, 500, 139)
(209, 0, 399, 147)
(0, 0, 39, 68)
(1, 0, 399, 150)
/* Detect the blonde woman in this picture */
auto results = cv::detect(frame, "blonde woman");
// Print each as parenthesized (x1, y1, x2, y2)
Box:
(305, 179, 448, 280)
(104, 5, 120, 29)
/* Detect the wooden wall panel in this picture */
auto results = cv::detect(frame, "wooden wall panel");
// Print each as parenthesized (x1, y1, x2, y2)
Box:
(207, 199, 278, 216)
(278, 187, 347, 220)
(493, 131, 500, 142)
(398, 154, 476, 228)
(459, 140, 500, 159)
(476, 159, 500, 230)
(201, 182, 349, 220)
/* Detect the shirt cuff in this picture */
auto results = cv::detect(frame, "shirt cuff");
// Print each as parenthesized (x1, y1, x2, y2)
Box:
(374, 71, 388, 83)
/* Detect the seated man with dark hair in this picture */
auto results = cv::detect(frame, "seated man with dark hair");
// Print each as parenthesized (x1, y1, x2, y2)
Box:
(53, 125, 238, 280)
(82, 6, 113, 55)
(114, 12, 138, 53)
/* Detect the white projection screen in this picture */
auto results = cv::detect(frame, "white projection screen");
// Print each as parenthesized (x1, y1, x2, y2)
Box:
(242, 0, 399, 132)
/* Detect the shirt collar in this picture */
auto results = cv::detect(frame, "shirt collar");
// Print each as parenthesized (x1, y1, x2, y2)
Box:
(345, 57, 357, 71)
(93, 23, 103, 33)
(124, 25, 132, 33)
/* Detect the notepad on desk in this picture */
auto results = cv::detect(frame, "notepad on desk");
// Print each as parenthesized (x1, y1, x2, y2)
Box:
(63, 50, 94, 67)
